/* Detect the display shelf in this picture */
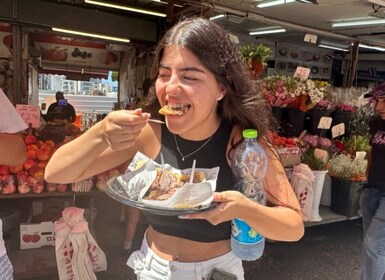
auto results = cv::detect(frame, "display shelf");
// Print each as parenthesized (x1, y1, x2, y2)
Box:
(0, 190, 104, 199)
(305, 205, 361, 228)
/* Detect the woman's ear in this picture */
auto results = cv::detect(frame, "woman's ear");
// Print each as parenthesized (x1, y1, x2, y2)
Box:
(217, 87, 227, 101)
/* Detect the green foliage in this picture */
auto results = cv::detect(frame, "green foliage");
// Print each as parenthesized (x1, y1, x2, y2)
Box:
(302, 148, 326, 171)
(239, 43, 271, 62)
(343, 135, 371, 153)
(349, 104, 375, 136)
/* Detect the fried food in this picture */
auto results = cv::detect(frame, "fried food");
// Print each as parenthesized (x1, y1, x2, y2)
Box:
(159, 105, 186, 116)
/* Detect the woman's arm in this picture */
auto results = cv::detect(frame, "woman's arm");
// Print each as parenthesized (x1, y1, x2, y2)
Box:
(0, 133, 27, 166)
(45, 109, 151, 184)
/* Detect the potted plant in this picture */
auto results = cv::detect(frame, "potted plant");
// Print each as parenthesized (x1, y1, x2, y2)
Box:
(326, 153, 367, 217)
(239, 43, 271, 78)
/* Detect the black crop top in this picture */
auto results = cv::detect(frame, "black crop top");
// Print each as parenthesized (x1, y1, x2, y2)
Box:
(368, 118, 385, 191)
(143, 120, 235, 242)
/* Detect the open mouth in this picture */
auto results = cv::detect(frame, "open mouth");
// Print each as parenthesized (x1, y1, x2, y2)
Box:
(159, 103, 190, 116)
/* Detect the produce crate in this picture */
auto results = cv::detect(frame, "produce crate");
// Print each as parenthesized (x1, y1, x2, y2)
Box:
(277, 147, 301, 167)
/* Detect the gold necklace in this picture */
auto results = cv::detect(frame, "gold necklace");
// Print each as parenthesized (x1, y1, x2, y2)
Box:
(173, 134, 214, 161)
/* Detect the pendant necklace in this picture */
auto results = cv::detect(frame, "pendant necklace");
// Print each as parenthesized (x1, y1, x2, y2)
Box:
(173, 134, 214, 161)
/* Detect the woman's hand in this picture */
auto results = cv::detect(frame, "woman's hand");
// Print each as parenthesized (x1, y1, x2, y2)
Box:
(101, 108, 150, 150)
(180, 191, 250, 225)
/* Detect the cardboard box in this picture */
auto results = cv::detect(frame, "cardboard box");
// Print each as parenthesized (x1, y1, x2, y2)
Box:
(20, 221, 55, 249)
(32, 198, 72, 222)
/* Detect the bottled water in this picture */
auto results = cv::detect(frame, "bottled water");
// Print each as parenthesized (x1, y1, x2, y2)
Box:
(231, 129, 268, 261)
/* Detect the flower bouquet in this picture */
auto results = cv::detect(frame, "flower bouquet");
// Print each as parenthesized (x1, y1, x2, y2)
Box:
(326, 154, 367, 182)
(259, 75, 330, 112)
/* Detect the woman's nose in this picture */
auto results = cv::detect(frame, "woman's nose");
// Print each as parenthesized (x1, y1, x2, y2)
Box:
(165, 75, 182, 95)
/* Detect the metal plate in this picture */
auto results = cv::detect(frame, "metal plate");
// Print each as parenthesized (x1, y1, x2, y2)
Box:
(105, 177, 216, 216)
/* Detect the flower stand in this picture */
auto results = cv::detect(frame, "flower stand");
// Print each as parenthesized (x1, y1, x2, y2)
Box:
(305, 108, 333, 136)
(320, 173, 332, 206)
(330, 177, 364, 217)
(310, 170, 328, 222)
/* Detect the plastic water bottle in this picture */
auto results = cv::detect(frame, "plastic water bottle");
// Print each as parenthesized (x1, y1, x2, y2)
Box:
(231, 129, 268, 261)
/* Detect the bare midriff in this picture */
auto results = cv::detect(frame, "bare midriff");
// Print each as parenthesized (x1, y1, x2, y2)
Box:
(146, 226, 231, 262)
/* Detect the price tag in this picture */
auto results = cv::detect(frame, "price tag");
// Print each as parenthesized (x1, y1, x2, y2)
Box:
(331, 123, 345, 138)
(304, 34, 317, 44)
(355, 151, 367, 160)
(314, 148, 329, 163)
(294, 66, 310, 81)
(317, 117, 332, 129)
(16, 104, 41, 128)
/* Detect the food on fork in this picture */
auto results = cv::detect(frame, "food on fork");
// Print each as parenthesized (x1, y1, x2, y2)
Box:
(159, 104, 189, 116)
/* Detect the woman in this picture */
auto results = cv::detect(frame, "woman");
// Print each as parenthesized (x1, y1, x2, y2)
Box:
(45, 17, 303, 279)
(0, 88, 28, 280)
(360, 83, 385, 280)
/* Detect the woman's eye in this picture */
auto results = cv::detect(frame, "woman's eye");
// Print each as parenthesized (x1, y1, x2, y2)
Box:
(183, 75, 198, 81)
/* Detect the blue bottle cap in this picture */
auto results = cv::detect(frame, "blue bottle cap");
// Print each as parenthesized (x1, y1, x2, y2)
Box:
(243, 129, 258, 139)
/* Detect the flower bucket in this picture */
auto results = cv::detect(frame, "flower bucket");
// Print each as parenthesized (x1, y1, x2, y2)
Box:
(281, 108, 306, 137)
(320, 173, 332, 206)
(330, 177, 364, 217)
(310, 170, 328, 222)
(305, 108, 333, 136)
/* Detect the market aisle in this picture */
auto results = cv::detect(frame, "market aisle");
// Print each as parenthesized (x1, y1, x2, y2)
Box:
(28, 194, 363, 280)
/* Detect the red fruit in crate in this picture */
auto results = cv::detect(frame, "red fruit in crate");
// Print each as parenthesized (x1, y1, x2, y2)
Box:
(23, 159, 37, 171)
(2, 183, 16, 194)
(31, 181, 44, 194)
(29, 166, 45, 181)
(26, 149, 37, 160)
(0, 165, 10, 175)
(27, 144, 38, 151)
(22, 234, 33, 243)
(56, 184, 68, 192)
(16, 171, 28, 183)
(45, 183, 57, 192)
(2, 174, 14, 185)
(18, 183, 31, 194)
(36, 149, 51, 161)
(26, 175, 37, 186)
(9, 164, 23, 174)
(45, 140, 55, 148)
(37, 161, 48, 169)
(24, 135, 37, 145)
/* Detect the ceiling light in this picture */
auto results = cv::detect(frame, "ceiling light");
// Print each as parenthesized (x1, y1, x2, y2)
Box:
(318, 44, 348, 52)
(359, 44, 385, 51)
(257, 0, 295, 8)
(52, 27, 130, 43)
(249, 28, 286, 35)
(331, 18, 385, 27)
(85, 0, 166, 17)
(210, 14, 226, 20)
(151, 0, 183, 8)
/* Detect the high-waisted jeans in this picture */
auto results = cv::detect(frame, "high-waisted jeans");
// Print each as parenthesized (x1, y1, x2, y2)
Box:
(360, 187, 385, 280)
(126, 234, 244, 280)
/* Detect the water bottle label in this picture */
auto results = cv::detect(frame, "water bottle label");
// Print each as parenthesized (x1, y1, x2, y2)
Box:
(231, 218, 263, 244)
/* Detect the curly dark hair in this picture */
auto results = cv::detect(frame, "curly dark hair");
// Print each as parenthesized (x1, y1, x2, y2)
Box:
(144, 17, 273, 138)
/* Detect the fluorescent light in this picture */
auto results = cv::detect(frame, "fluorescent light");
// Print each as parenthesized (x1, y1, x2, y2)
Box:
(249, 28, 286, 35)
(210, 14, 226, 20)
(332, 18, 385, 27)
(318, 44, 348, 52)
(257, 0, 295, 8)
(85, 0, 166, 17)
(52, 27, 130, 43)
(359, 44, 385, 52)
(151, 0, 183, 8)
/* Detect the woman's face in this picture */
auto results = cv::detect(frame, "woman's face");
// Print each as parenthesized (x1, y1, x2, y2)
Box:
(155, 45, 225, 140)
(375, 97, 385, 120)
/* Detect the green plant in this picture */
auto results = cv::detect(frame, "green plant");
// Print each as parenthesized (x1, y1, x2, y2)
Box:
(302, 148, 326, 171)
(343, 134, 371, 154)
(239, 43, 271, 63)
(348, 103, 376, 136)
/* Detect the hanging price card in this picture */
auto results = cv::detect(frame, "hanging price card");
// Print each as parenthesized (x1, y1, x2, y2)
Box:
(16, 104, 41, 128)
(294, 66, 310, 81)
(331, 123, 345, 138)
(317, 117, 332, 129)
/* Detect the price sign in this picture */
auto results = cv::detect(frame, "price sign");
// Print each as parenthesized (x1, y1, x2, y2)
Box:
(331, 123, 345, 138)
(318, 117, 332, 129)
(294, 66, 310, 81)
(314, 148, 329, 163)
(355, 151, 367, 160)
(16, 104, 41, 128)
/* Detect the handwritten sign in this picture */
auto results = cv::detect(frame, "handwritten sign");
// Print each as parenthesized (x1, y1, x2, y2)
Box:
(314, 148, 329, 164)
(355, 151, 367, 160)
(331, 123, 345, 138)
(16, 104, 41, 128)
(294, 66, 310, 81)
(318, 117, 332, 129)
